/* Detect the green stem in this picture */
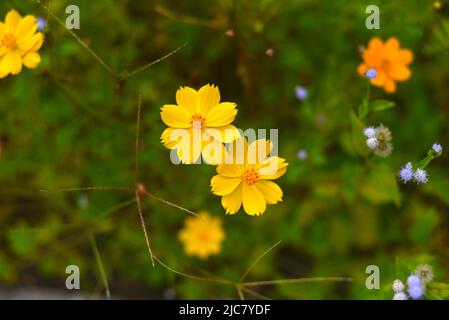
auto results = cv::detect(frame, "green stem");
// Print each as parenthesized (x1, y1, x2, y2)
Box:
(88, 233, 111, 300)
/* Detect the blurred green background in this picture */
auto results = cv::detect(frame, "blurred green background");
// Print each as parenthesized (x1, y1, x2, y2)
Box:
(1, 0, 449, 299)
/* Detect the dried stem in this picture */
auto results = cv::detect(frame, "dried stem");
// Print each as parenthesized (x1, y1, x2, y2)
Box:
(242, 277, 353, 288)
(134, 91, 143, 183)
(141, 189, 198, 217)
(40, 186, 130, 193)
(135, 191, 155, 267)
(239, 240, 281, 282)
(123, 43, 187, 79)
(153, 256, 234, 286)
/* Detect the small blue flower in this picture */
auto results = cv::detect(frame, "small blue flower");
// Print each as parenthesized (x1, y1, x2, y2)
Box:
(365, 68, 377, 79)
(399, 164, 414, 183)
(413, 169, 428, 184)
(407, 275, 421, 288)
(295, 86, 308, 101)
(432, 143, 442, 154)
(408, 285, 424, 300)
(36, 17, 48, 31)
(296, 149, 308, 160)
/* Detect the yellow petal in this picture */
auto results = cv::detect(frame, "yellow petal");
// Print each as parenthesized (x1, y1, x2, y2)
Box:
(211, 175, 242, 196)
(0, 50, 22, 75)
(15, 15, 37, 43)
(383, 78, 396, 93)
(221, 183, 242, 214)
(0, 45, 8, 57)
(0, 67, 7, 78)
(392, 49, 413, 65)
(357, 63, 367, 77)
(256, 180, 283, 204)
(388, 64, 411, 81)
(204, 125, 240, 143)
(217, 162, 244, 178)
(247, 139, 273, 166)
(5, 10, 22, 33)
(258, 157, 288, 179)
(23, 52, 41, 69)
(242, 184, 266, 216)
(19, 32, 44, 54)
(0, 22, 6, 38)
(160, 104, 192, 128)
(384, 37, 400, 55)
(176, 86, 197, 115)
(176, 128, 202, 164)
(197, 84, 220, 116)
(201, 136, 226, 165)
(160, 127, 186, 149)
(205, 102, 237, 127)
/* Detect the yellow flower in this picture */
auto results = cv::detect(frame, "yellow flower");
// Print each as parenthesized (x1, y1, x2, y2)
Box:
(357, 37, 413, 93)
(211, 138, 288, 216)
(160, 84, 240, 164)
(178, 211, 225, 259)
(0, 10, 44, 78)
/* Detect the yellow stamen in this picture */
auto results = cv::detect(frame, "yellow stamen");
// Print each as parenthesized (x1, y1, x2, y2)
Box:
(191, 114, 205, 129)
(243, 168, 259, 185)
(1, 33, 17, 49)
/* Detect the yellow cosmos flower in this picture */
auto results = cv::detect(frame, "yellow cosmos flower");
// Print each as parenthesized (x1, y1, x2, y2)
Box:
(160, 84, 240, 164)
(358, 37, 413, 93)
(178, 211, 225, 259)
(211, 138, 288, 216)
(0, 10, 44, 78)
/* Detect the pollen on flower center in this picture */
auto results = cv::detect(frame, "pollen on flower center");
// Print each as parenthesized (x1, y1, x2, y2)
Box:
(243, 168, 259, 185)
(1, 33, 17, 49)
(191, 114, 205, 129)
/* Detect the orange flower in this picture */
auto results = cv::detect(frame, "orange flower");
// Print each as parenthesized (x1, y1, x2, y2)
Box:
(358, 37, 413, 93)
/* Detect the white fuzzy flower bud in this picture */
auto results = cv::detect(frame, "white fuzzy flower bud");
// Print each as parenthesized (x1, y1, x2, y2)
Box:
(366, 137, 378, 150)
(392, 279, 405, 293)
(393, 292, 408, 300)
(364, 127, 377, 138)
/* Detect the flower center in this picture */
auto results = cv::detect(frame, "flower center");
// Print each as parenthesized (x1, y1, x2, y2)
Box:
(191, 114, 205, 129)
(1, 33, 17, 49)
(243, 168, 259, 185)
(196, 231, 210, 242)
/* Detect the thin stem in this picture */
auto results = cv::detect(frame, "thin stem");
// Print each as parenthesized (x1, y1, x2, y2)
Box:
(153, 256, 234, 286)
(240, 240, 281, 282)
(36, 0, 115, 76)
(122, 43, 187, 79)
(236, 285, 245, 300)
(141, 190, 198, 217)
(154, 4, 224, 28)
(88, 233, 111, 300)
(134, 91, 143, 183)
(135, 190, 155, 267)
(365, 79, 371, 106)
(40, 186, 130, 193)
(97, 198, 136, 218)
(242, 277, 352, 288)
(240, 287, 271, 300)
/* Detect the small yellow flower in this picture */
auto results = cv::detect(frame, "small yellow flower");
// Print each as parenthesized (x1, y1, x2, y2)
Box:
(160, 84, 240, 164)
(0, 10, 44, 78)
(211, 138, 288, 216)
(178, 211, 225, 259)
(358, 37, 413, 93)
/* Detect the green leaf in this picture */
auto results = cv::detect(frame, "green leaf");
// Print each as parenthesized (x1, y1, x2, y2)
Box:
(370, 100, 396, 112)
(358, 100, 369, 119)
